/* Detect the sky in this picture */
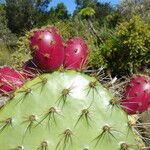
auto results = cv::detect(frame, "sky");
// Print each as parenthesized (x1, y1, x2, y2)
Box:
(49, 0, 119, 13)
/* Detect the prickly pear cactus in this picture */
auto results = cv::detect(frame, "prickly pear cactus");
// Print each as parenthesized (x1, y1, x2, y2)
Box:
(0, 71, 140, 150)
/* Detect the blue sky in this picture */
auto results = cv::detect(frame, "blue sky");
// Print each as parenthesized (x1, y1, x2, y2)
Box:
(49, 0, 119, 13)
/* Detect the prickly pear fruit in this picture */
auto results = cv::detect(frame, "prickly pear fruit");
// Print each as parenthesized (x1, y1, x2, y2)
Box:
(64, 37, 88, 70)
(22, 59, 39, 79)
(121, 74, 150, 115)
(29, 27, 64, 71)
(0, 71, 140, 150)
(0, 67, 23, 94)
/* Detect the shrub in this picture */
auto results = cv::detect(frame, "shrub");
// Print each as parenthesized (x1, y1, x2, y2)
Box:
(102, 16, 150, 76)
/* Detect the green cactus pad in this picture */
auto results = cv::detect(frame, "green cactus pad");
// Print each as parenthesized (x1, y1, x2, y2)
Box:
(0, 71, 139, 150)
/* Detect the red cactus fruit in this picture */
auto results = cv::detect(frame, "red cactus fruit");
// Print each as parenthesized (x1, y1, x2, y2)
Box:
(63, 37, 88, 70)
(29, 27, 64, 71)
(21, 59, 39, 79)
(0, 67, 24, 94)
(121, 74, 150, 115)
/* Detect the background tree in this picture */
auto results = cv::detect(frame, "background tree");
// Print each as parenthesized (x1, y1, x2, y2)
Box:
(0, 3, 17, 45)
(95, 2, 114, 24)
(0, 3, 17, 65)
(75, 0, 98, 9)
(75, 0, 114, 25)
(119, 0, 150, 22)
(47, 2, 69, 23)
(4, 0, 52, 35)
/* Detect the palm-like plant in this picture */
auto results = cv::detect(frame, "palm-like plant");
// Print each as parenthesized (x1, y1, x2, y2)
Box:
(79, 7, 103, 44)
(79, 7, 96, 17)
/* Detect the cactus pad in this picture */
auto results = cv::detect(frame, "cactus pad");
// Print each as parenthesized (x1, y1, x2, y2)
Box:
(0, 71, 139, 150)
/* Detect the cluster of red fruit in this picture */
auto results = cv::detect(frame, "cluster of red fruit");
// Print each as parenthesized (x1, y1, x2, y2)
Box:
(27, 26, 88, 72)
(0, 26, 89, 91)
(0, 27, 149, 115)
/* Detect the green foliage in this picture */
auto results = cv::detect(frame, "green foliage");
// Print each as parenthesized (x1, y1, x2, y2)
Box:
(8, 34, 31, 69)
(0, 44, 10, 66)
(119, 0, 150, 22)
(75, 1, 114, 25)
(88, 26, 115, 69)
(0, 4, 17, 46)
(0, 71, 140, 149)
(94, 2, 114, 25)
(102, 16, 150, 76)
(46, 2, 69, 24)
(106, 12, 124, 28)
(0, 4, 17, 66)
(79, 7, 95, 17)
(4, 0, 52, 35)
(55, 3, 69, 19)
(75, 0, 98, 8)
(88, 47, 105, 69)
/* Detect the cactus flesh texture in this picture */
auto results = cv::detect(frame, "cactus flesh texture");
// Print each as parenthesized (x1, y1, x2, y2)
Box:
(0, 71, 140, 150)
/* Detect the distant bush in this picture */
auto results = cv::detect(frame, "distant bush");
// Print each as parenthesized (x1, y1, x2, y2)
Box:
(102, 16, 150, 76)
(0, 4, 17, 66)
(119, 0, 150, 22)
(106, 12, 124, 28)
(0, 44, 10, 66)
(8, 34, 31, 69)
